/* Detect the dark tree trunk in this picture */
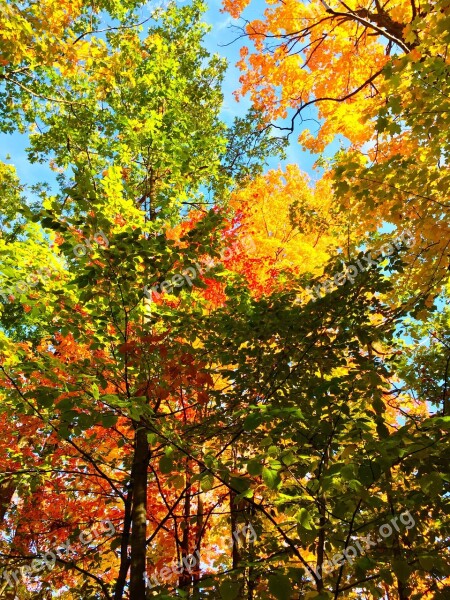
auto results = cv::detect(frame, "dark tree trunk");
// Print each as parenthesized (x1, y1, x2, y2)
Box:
(114, 487, 133, 600)
(193, 491, 203, 590)
(230, 489, 246, 597)
(230, 489, 242, 570)
(129, 424, 150, 599)
(179, 467, 192, 589)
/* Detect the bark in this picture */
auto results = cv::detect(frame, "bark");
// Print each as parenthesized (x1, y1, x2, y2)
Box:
(230, 489, 242, 570)
(387, 484, 411, 600)
(247, 504, 257, 600)
(192, 489, 204, 600)
(316, 498, 326, 593)
(193, 492, 203, 585)
(230, 489, 246, 597)
(114, 487, 133, 600)
(354, 7, 412, 48)
(129, 424, 150, 599)
(179, 466, 192, 589)
(316, 444, 329, 593)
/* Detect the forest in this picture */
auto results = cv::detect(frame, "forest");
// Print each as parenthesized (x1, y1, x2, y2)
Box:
(0, 0, 449, 598)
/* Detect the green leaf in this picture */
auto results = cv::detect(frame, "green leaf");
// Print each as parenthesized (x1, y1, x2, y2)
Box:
(243, 412, 261, 431)
(391, 558, 412, 582)
(376, 421, 390, 438)
(230, 476, 250, 493)
(281, 451, 295, 466)
(57, 397, 74, 412)
(357, 462, 382, 485)
(147, 433, 158, 445)
(296, 507, 314, 530)
(418, 555, 435, 571)
(200, 473, 214, 492)
(247, 459, 263, 476)
(419, 472, 442, 497)
(268, 573, 292, 600)
(340, 464, 355, 480)
(355, 556, 373, 572)
(159, 455, 173, 475)
(101, 413, 118, 428)
(37, 394, 56, 408)
(262, 467, 281, 490)
(219, 579, 241, 600)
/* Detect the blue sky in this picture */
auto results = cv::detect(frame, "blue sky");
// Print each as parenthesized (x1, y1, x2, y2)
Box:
(202, 0, 322, 176)
(0, 0, 325, 193)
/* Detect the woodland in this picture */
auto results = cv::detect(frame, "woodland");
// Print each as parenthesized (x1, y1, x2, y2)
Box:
(0, 0, 449, 598)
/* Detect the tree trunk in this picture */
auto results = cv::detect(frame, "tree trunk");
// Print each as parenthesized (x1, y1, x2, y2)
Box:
(230, 489, 246, 596)
(191, 487, 204, 600)
(179, 465, 192, 589)
(247, 504, 256, 600)
(114, 487, 133, 600)
(230, 489, 242, 570)
(129, 424, 150, 599)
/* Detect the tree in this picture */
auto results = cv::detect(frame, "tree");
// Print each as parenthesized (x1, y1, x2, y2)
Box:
(0, 0, 449, 598)
(224, 0, 450, 300)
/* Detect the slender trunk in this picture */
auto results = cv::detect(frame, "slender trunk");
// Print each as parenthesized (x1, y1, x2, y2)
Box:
(114, 487, 133, 600)
(179, 467, 192, 589)
(316, 446, 329, 593)
(442, 355, 449, 415)
(247, 504, 256, 600)
(129, 424, 150, 599)
(230, 489, 241, 569)
(148, 168, 156, 221)
(230, 489, 246, 597)
(316, 499, 326, 593)
(192, 489, 203, 599)
(386, 483, 411, 600)
(193, 492, 203, 584)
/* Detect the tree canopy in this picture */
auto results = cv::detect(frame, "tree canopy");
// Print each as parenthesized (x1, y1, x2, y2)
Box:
(0, 0, 449, 599)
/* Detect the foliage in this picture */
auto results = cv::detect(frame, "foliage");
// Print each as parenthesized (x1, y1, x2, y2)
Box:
(0, 0, 448, 599)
